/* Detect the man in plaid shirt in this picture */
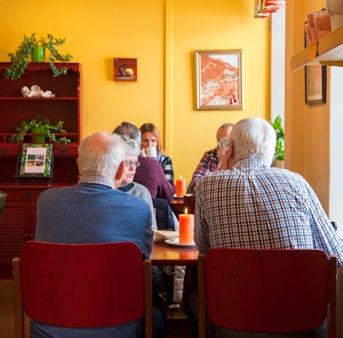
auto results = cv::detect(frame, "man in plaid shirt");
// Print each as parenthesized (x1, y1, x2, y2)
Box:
(195, 117, 342, 264)
(188, 123, 234, 193)
(189, 117, 342, 338)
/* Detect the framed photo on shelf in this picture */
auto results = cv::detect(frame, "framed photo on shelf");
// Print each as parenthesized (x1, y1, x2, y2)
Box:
(113, 58, 137, 82)
(304, 33, 327, 105)
(195, 50, 242, 110)
(17, 144, 53, 178)
(305, 65, 327, 105)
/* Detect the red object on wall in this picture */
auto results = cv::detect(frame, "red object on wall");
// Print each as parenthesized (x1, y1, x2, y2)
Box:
(255, 0, 285, 17)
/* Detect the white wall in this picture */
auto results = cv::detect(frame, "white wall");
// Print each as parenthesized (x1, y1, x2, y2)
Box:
(329, 66, 343, 238)
(271, 5, 286, 122)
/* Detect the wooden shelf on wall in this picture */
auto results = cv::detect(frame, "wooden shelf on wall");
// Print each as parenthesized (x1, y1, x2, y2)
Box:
(291, 26, 343, 70)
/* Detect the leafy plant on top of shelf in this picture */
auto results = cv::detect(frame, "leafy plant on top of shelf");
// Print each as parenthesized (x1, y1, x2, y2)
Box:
(9, 115, 71, 144)
(4, 33, 73, 80)
(271, 116, 285, 161)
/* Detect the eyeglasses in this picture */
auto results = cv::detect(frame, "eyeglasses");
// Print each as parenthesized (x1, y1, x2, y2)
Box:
(125, 160, 140, 167)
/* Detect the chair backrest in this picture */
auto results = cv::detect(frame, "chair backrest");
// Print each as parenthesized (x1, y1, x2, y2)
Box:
(153, 198, 176, 230)
(199, 248, 336, 338)
(183, 194, 195, 215)
(13, 241, 152, 337)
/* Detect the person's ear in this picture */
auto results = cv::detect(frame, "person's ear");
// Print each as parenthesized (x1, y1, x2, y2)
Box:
(218, 142, 235, 170)
(226, 142, 235, 168)
(115, 161, 125, 183)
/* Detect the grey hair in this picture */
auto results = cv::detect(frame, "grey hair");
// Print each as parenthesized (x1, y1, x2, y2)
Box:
(229, 117, 276, 166)
(112, 121, 141, 146)
(78, 132, 126, 179)
(118, 134, 140, 156)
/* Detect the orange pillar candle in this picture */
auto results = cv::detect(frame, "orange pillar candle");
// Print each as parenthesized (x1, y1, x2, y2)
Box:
(175, 175, 186, 197)
(179, 208, 194, 244)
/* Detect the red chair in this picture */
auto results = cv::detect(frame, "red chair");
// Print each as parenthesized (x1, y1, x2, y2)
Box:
(12, 241, 152, 338)
(198, 248, 337, 338)
(184, 194, 196, 214)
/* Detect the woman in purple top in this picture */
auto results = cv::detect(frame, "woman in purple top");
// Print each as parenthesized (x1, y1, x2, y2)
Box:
(113, 122, 175, 202)
(134, 156, 174, 202)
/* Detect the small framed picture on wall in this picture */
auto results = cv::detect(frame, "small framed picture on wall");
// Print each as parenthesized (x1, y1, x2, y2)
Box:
(305, 65, 327, 105)
(304, 32, 327, 105)
(113, 58, 137, 82)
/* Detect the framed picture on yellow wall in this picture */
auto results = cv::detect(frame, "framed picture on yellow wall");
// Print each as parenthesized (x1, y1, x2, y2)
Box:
(195, 50, 242, 110)
(113, 58, 137, 82)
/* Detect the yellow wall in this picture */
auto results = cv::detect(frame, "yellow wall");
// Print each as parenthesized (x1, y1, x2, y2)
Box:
(0, 0, 270, 183)
(169, 0, 271, 180)
(285, 0, 330, 211)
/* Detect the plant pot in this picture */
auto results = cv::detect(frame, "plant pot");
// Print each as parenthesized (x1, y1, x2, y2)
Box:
(31, 47, 45, 62)
(31, 127, 46, 144)
(272, 160, 285, 169)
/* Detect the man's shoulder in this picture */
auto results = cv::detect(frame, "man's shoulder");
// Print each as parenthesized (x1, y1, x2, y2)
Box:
(202, 148, 217, 159)
(39, 185, 75, 199)
(197, 166, 307, 189)
(132, 182, 151, 196)
(123, 188, 151, 210)
(268, 167, 307, 184)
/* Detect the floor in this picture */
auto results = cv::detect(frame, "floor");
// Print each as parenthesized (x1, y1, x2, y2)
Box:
(0, 279, 16, 338)
(0, 279, 191, 338)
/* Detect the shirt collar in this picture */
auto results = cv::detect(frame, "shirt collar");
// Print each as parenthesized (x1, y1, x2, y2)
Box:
(118, 183, 134, 192)
(233, 155, 269, 172)
(79, 175, 115, 189)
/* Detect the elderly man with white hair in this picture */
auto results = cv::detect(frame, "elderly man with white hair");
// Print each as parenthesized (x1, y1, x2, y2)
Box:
(195, 117, 342, 261)
(190, 117, 343, 338)
(34, 132, 156, 338)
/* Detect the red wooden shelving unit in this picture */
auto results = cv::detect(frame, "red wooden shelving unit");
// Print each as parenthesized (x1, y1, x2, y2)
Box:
(0, 62, 81, 278)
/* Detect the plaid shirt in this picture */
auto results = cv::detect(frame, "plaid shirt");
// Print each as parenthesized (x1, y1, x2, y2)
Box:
(195, 156, 343, 264)
(188, 149, 218, 193)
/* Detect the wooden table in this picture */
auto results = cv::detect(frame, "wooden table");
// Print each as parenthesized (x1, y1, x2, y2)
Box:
(151, 242, 199, 266)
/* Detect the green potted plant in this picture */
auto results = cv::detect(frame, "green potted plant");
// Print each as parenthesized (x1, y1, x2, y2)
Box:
(271, 115, 285, 168)
(4, 33, 73, 80)
(9, 115, 71, 144)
